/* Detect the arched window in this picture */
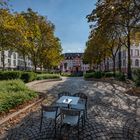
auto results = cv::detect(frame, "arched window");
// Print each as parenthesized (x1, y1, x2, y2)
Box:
(123, 59, 126, 66)
(135, 59, 139, 67)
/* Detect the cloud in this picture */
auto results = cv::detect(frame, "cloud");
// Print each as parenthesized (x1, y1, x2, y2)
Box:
(62, 42, 85, 53)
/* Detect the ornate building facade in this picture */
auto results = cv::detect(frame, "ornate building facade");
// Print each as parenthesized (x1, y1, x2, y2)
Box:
(60, 53, 90, 73)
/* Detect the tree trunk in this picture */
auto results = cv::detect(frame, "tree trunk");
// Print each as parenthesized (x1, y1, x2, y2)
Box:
(112, 56, 116, 76)
(103, 58, 106, 71)
(107, 59, 109, 71)
(1, 50, 5, 71)
(118, 47, 122, 73)
(127, 29, 132, 79)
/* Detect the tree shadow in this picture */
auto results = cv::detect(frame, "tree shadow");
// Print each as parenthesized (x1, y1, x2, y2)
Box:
(3, 77, 140, 140)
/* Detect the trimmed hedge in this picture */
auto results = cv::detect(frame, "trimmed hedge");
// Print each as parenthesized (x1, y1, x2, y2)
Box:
(133, 69, 140, 86)
(115, 72, 126, 81)
(105, 72, 114, 77)
(0, 71, 37, 83)
(86, 70, 95, 73)
(0, 80, 37, 113)
(84, 72, 95, 78)
(61, 71, 83, 77)
(84, 71, 103, 79)
(36, 74, 60, 80)
(0, 71, 21, 80)
(35, 71, 47, 74)
(21, 72, 37, 83)
(84, 71, 126, 81)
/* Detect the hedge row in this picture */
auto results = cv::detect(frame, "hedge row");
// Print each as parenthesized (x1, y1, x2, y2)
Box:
(84, 71, 103, 79)
(133, 69, 140, 86)
(36, 74, 60, 80)
(0, 80, 37, 113)
(0, 71, 37, 83)
(0, 71, 61, 82)
(84, 71, 126, 81)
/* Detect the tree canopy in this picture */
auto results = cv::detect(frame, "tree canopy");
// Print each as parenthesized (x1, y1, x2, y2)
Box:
(84, 0, 140, 78)
(0, 7, 63, 71)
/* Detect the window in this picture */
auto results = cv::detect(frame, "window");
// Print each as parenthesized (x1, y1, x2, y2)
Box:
(130, 49, 133, 56)
(131, 59, 133, 66)
(8, 59, 11, 66)
(8, 51, 12, 58)
(135, 49, 139, 56)
(13, 53, 16, 59)
(123, 59, 126, 66)
(123, 50, 126, 58)
(13, 60, 16, 66)
(135, 59, 139, 67)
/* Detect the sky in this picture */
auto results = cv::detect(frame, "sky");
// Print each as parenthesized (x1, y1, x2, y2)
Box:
(9, 0, 96, 53)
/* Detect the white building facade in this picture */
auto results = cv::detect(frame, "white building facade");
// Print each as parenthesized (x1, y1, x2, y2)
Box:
(0, 50, 33, 70)
(100, 43, 140, 72)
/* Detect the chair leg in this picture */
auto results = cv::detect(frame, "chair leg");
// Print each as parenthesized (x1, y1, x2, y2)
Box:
(40, 116, 43, 132)
(60, 124, 64, 137)
(86, 108, 88, 119)
(78, 125, 80, 140)
(54, 119, 57, 137)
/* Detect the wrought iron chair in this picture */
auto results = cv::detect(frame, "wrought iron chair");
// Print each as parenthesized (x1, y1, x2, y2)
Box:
(70, 92, 88, 124)
(58, 91, 71, 98)
(60, 108, 81, 138)
(40, 104, 60, 136)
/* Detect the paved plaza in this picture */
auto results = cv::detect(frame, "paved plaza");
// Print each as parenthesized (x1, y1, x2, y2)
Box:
(4, 77, 140, 140)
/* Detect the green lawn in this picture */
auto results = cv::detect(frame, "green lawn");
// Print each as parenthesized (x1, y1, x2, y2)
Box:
(0, 80, 37, 113)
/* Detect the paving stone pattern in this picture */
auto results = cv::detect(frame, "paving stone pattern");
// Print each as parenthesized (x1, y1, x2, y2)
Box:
(4, 77, 140, 140)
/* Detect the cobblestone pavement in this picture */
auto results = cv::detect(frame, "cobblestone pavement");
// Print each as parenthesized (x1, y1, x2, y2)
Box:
(4, 77, 140, 140)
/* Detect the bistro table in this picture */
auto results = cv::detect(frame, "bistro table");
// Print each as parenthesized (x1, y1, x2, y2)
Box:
(56, 96, 80, 108)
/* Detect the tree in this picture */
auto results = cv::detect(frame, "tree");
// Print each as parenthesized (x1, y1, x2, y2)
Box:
(0, 9, 16, 70)
(21, 8, 63, 71)
(21, 9, 42, 71)
(12, 13, 30, 70)
(83, 28, 110, 71)
(37, 16, 62, 70)
(87, 0, 140, 79)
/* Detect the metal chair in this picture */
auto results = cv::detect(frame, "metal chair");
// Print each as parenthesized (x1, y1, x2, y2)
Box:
(70, 92, 88, 123)
(60, 108, 81, 138)
(58, 91, 71, 98)
(40, 104, 60, 136)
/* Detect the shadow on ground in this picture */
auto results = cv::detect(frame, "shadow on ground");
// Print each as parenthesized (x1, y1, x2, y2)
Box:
(4, 77, 140, 140)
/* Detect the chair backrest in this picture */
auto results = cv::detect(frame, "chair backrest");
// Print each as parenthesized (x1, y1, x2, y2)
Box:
(74, 92, 87, 100)
(41, 104, 58, 112)
(61, 108, 80, 116)
(58, 91, 71, 98)
(74, 92, 87, 106)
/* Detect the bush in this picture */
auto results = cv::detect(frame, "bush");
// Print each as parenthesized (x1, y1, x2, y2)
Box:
(36, 74, 60, 80)
(93, 71, 103, 79)
(21, 72, 37, 83)
(86, 70, 95, 73)
(0, 71, 21, 80)
(84, 71, 103, 79)
(84, 72, 95, 78)
(35, 71, 47, 74)
(105, 72, 114, 77)
(133, 69, 140, 86)
(0, 80, 37, 113)
(115, 72, 126, 81)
